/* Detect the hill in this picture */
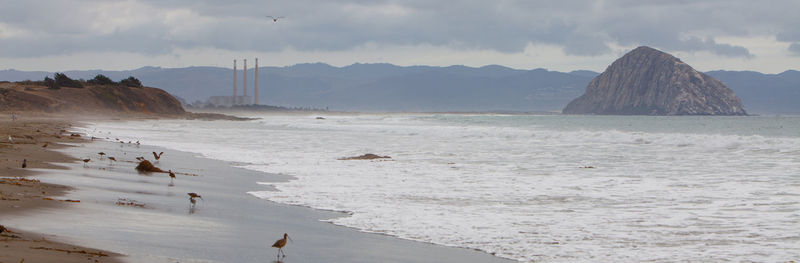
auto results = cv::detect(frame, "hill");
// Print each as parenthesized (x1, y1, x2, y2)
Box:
(1, 64, 798, 113)
(0, 79, 185, 115)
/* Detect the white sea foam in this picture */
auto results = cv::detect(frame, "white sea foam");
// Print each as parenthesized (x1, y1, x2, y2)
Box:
(83, 115, 800, 262)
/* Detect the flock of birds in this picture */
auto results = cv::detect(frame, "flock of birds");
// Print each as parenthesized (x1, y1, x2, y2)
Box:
(13, 125, 293, 258)
(74, 135, 292, 258)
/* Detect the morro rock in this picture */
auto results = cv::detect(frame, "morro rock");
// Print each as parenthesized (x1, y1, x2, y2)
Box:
(563, 46, 746, 115)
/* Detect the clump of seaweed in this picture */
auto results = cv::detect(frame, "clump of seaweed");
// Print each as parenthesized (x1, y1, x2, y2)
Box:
(116, 198, 145, 208)
(135, 160, 164, 173)
(337, 153, 391, 160)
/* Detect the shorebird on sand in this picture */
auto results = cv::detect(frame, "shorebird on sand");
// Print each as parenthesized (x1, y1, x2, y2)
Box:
(82, 158, 90, 167)
(22, 159, 27, 168)
(272, 233, 293, 257)
(98, 152, 106, 159)
(108, 157, 116, 165)
(188, 192, 202, 207)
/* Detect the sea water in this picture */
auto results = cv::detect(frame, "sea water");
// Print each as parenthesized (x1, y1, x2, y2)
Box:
(86, 114, 800, 262)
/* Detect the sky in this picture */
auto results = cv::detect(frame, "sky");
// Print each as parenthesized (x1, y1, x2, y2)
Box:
(0, 0, 798, 73)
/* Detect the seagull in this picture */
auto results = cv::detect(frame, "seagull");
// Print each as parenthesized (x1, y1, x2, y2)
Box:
(266, 15, 285, 22)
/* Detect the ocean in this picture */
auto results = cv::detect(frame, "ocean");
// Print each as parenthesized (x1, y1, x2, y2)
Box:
(86, 114, 800, 262)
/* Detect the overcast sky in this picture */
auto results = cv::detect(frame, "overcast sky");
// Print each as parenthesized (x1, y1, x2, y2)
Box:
(0, 0, 798, 73)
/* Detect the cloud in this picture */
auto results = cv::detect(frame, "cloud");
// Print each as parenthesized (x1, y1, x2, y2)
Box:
(789, 43, 800, 55)
(0, 0, 797, 59)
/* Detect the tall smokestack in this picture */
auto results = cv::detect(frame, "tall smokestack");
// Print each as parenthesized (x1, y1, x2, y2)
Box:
(254, 58, 259, 105)
(243, 59, 248, 104)
(233, 59, 237, 99)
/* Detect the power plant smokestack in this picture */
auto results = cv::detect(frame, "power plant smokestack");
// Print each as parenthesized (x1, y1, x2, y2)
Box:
(243, 59, 248, 104)
(254, 58, 259, 105)
(233, 59, 237, 98)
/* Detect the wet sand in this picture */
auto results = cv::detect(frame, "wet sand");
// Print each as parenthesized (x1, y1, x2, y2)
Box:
(0, 114, 123, 263)
(1, 114, 513, 262)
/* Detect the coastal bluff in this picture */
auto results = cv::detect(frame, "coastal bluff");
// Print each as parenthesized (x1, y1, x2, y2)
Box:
(0, 81, 185, 115)
(563, 46, 747, 115)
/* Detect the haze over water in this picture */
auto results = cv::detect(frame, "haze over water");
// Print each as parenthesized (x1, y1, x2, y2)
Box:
(89, 114, 800, 262)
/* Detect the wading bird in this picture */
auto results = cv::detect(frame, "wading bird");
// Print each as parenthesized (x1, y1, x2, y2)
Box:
(98, 152, 106, 159)
(266, 15, 285, 22)
(82, 158, 90, 167)
(272, 233, 293, 257)
(153, 151, 164, 161)
(42, 142, 48, 148)
(168, 170, 176, 184)
(21, 159, 27, 168)
(108, 157, 116, 165)
(188, 192, 202, 207)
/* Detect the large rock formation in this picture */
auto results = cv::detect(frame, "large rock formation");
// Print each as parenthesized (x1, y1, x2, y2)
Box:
(563, 46, 747, 115)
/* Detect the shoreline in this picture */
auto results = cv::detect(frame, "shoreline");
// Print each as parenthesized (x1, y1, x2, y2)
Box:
(0, 114, 124, 263)
(1, 113, 514, 263)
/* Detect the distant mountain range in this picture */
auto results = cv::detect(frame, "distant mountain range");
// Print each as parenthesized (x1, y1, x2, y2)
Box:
(1, 64, 798, 114)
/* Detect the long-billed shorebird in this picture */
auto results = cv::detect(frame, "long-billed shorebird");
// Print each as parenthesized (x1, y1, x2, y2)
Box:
(272, 233, 293, 257)
(108, 156, 117, 165)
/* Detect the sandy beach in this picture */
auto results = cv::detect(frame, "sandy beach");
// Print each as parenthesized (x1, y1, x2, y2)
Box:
(0, 113, 512, 263)
(0, 113, 124, 263)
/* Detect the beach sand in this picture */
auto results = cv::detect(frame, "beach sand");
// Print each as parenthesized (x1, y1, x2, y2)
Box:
(1, 113, 512, 263)
(0, 114, 123, 263)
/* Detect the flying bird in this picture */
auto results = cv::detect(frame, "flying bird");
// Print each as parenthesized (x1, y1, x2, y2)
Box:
(153, 151, 164, 161)
(272, 233, 293, 257)
(266, 15, 285, 22)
